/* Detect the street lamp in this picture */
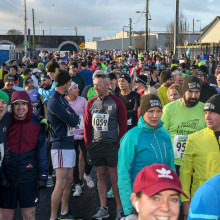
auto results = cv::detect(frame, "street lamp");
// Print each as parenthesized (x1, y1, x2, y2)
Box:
(196, 19, 201, 32)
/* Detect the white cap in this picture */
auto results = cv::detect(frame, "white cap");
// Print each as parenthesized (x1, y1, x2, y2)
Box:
(32, 68, 42, 74)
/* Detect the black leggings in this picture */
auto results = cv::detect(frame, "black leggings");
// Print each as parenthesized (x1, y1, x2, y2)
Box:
(73, 139, 93, 184)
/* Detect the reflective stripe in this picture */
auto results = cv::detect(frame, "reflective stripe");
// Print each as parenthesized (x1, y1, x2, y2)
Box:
(189, 211, 219, 220)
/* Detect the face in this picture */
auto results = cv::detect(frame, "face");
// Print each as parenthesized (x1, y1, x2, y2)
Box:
(196, 74, 204, 83)
(70, 67, 78, 75)
(164, 78, 174, 87)
(205, 111, 220, 132)
(139, 61, 145, 68)
(110, 79, 117, 90)
(183, 88, 200, 107)
(168, 89, 181, 102)
(143, 107, 162, 129)
(209, 56, 214, 62)
(38, 65, 44, 71)
(131, 190, 180, 220)
(136, 82, 145, 90)
(26, 81, 34, 89)
(0, 99, 7, 120)
(68, 84, 79, 97)
(10, 68, 17, 75)
(5, 80, 14, 90)
(217, 74, 220, 88)
(1, 65, 6, 71)
(41, 77, 51, 88)
(118, 78, 130, 91)
(93, 77, 109, 97)
(174, 75, 183, 86)
(13, 101, 28, 120)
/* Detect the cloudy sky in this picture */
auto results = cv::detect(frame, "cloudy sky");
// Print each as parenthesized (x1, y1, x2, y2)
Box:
(0, 0, 219, 41)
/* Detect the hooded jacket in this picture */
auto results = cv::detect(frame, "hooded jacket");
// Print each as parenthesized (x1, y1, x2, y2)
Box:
(3, 91, 48, 182)
(118, 116, 175, 215)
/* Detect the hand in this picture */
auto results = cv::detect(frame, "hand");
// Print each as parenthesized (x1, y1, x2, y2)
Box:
(40, 118, 56, 137)
(0, 177, 10, 189)
(182, 201, 190, 217)
(36, 179, 47, 189)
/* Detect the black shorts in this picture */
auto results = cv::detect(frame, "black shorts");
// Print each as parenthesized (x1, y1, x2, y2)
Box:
(87, 142, 118, 167)
(0, 181, 40, 209)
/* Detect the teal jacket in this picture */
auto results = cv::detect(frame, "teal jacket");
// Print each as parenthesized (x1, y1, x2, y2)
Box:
(117, 116, 175, 215)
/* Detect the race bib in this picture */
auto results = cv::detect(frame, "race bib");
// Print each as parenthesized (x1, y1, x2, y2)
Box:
(0, 143, 4, 166)
(173, 135, 188, 158)
(92, 113, 109, 131)
(127, 118, 132, 125)
(67, 126, 74, 137)
(75, 114, 84, 130)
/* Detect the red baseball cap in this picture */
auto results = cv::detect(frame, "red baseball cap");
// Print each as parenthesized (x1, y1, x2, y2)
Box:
(133, 164, 188, 199)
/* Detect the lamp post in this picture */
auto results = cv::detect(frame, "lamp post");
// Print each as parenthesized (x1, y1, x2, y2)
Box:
(196, 19, 201, 32)
(122, 26, 129, 50)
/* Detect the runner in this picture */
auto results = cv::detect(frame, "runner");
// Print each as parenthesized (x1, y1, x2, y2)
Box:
(48, 69, 80, 220)
(179, 94, 220, 218)
(84, 71, 127, 220)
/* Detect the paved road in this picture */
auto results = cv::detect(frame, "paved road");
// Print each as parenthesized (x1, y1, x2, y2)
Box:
(13, 168, 117, 220)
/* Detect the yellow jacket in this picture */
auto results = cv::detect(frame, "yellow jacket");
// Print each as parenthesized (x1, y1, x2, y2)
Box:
(157, 85, 170, 107)
(180, 127, 220, 202)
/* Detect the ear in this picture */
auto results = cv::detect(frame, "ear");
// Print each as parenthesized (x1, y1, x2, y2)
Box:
(130, 193, 138, 209)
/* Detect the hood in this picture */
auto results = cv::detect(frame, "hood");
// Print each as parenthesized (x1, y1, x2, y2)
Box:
(138, 116, 163, 132)
(11, 91, 33, 122)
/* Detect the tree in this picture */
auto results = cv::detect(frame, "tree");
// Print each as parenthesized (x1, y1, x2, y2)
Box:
(6, 29, 22, 35)
(165, 10, 187, 49)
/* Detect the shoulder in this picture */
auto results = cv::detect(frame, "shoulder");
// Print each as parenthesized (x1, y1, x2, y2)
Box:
(109, 94, 125, 105)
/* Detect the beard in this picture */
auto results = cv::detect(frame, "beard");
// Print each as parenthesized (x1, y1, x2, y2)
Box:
(183, 95, 199, 107)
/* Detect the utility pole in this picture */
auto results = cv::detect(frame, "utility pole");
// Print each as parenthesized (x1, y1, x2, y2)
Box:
(24, 0, 27, 53)
(39, 21, 43, 35)
(122, 26, 124, 51)
(192, 19, 194, 33)
(174, 0, 179, 56)
(75, 27, 77, 36)
(32, 9, 35, 50)
(129, 18, 132, 50)
(145, 0, 149, 51)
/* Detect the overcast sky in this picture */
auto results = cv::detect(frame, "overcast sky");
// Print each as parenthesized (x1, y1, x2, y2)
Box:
(0, 0, 219, 41)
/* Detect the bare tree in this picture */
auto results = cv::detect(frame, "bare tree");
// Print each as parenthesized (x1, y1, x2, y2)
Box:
(6, 29, 22, 35)
(134, 33, 145, 50)
(165, 10, 186, 49)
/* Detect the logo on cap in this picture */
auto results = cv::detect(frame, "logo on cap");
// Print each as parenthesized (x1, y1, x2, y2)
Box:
(188, 82, 200, 89)
(204, 103, 215, 110)
(156, 168, 173, 179)
(150, 100, 162, 108)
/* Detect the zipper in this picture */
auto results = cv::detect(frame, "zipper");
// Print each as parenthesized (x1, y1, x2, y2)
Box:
(17, 120, 22, 182)
(154, 132, 163, 164)
(151, 144, 158, 159)
(163, 142, 167, 158)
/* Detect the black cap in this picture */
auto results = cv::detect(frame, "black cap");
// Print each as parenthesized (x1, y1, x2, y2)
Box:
(204, 94, 220, 115)
(119, 73, 131, 83)
(135, 75, 148, 86)
(54, 68, 72, 87)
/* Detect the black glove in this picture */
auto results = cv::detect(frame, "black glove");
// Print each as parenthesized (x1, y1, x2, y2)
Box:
(36, 179, 47, 189)
(40, 118, 56, 137)
(0, 176, 10, 189)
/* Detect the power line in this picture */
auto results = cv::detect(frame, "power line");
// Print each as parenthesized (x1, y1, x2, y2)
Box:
(2, 0, 23, 11)
(133, 6, 146, 25)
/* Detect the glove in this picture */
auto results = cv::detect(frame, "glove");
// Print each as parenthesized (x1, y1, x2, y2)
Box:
(36, 179, 47, 189)
(40, 118, 56, 137)
(0, 176, 10, 189)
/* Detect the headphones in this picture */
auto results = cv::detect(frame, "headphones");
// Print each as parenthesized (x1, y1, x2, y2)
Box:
(135, 201, 139, 213)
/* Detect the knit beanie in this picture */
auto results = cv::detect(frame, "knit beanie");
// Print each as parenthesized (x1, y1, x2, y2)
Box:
(23, 76, 34, 86)
(182, 75, 202, 94)
(4, 74, 15, 84)
(204, 94, 220, 115)
(0, 90, 9, 106)
(119, 73, 131, 83)
(140, 94, 162, 116)
(135, 75, 148, 86)
(160, 70, 173, 83)
(54, 68, 71, 87)
(46, 60, 60, 72)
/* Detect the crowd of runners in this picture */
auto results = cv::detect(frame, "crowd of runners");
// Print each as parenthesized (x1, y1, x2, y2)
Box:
(0, 48, 220, 220)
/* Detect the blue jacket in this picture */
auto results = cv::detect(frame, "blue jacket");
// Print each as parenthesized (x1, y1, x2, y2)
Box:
(48, 91, 79, 149)
(188, 173, 220, 220)
(38, 81, 55, 103)
(78, 68, 93, 86)
(118, 116, 175, 215)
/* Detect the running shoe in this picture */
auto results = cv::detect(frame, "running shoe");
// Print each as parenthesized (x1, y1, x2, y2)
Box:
(107, 188, 114, 199)
(46, 177, 54, 188)
(59, 211, 83, 220)
(116, 208, 124, 220)
(83, 173, 94, 188)
(73, 185, 82, 197)
(92, 207, 110, 219)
